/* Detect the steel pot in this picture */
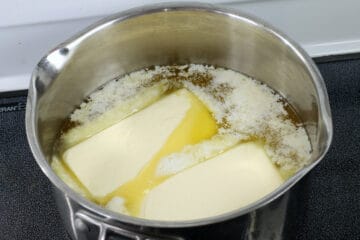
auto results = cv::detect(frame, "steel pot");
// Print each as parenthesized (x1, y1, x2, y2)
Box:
(26, 2, 332, 240)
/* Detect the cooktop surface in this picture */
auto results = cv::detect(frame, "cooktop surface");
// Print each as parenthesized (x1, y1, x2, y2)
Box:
(0, 58, 359, 240)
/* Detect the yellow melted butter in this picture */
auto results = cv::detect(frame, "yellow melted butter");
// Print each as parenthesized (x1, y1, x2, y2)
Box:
(99, 90, 218, 216)
(53, 88, 292, 218)
(51, 156, 96, 202)
(50, 65, 308, 220)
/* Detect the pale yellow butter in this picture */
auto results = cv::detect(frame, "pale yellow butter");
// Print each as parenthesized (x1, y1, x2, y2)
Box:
(63, 89, 194, 198)
(141, 142, 284, 220)
(63, 89, 217, 199)
(60, 82, 168, 150)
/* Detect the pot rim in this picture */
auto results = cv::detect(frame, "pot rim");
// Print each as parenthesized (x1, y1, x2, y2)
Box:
(25, 2, 333, 228)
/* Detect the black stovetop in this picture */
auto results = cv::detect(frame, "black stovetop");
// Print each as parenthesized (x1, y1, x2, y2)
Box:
(0, 58, 359, 240)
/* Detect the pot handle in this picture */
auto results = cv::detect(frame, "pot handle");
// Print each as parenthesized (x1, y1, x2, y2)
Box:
(74, 210, 183, 240)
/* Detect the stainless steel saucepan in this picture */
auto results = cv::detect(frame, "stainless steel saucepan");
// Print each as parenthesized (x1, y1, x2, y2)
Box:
(26, 3, 332, 239)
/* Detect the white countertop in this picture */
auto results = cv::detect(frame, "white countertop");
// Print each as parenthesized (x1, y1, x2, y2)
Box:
(1, 0, 360, 92)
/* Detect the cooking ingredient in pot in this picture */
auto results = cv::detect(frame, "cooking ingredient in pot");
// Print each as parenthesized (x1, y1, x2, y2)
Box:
(59, 79, 168, 151)
(142, 142, 283, 220)
(62, 89, 217, 200)
(52, 155, 94, 200)
(52, 64, 311, 220)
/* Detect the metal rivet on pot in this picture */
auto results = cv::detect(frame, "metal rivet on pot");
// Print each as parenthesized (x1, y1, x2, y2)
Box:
(75, 218, 90, 232)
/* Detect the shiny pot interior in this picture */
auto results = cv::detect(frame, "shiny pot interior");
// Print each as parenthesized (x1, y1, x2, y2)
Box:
(26, 3, 332, 229)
